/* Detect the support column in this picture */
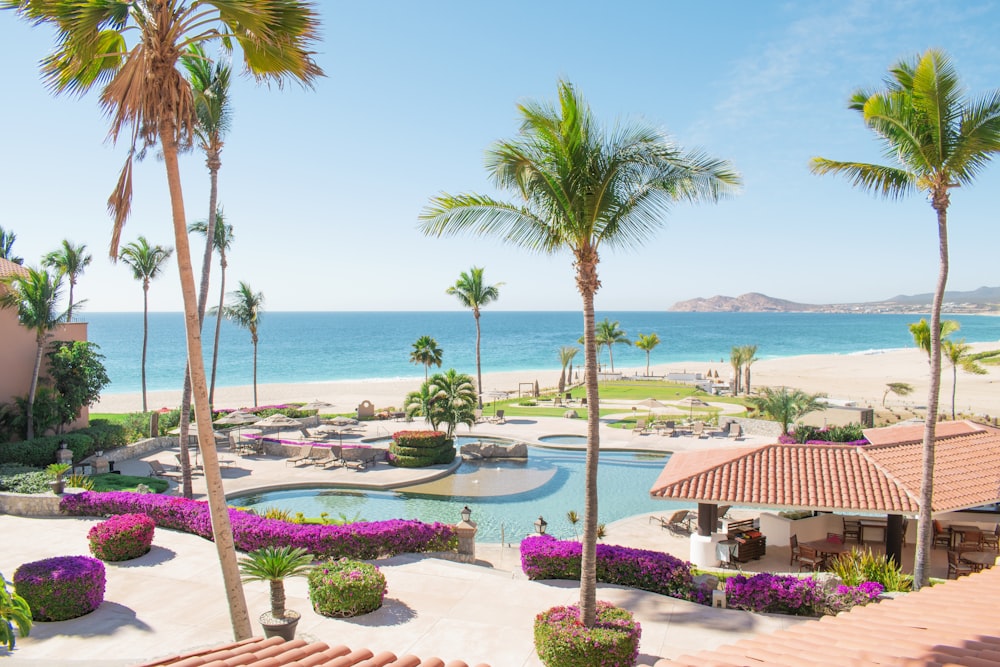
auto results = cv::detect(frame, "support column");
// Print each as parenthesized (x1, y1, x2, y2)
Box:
(886, 514, 903, 566)
(697, 503, 718, 536)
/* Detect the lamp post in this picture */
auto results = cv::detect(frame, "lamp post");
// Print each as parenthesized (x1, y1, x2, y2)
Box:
(455, 506, 477, 563)
(460, 505, 472, 523)
(534, 516, 548, 535)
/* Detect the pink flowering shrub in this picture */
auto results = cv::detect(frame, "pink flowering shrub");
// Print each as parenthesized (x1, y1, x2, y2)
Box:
(88, 513, 155, 562)
(308, 559, 386, 617)
(521, 535, 699, 602)
(725, 573, 883, 616)
(13, 556, 105, 621)
(61, 492, 457, 559)
(534, 601, 641, 667)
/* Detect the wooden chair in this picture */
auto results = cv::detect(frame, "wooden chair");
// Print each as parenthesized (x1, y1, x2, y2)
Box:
(932, 520, 952, 549)
(842, 517, 861, 543)
(797, 544, 825, 572)
(789, 534, 801, 567)
(649, 509, 692, 534)
(957, 530, 984, 553)
(284, 444, 314, 467)
(982, 524, 1000, 551)
(947, 550, 975, 579)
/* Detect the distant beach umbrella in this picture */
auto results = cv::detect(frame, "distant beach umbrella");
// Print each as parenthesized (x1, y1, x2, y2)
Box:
(677, 396, 708, 419)
(213, 410, 258, 425)
(300, 400, 334, 412)
(636, 397, 668, 419)
(253, 413, 302, 430)
(328, 416, 357, 426)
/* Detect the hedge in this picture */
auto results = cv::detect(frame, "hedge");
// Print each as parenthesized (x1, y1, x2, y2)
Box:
(0, 434, 92, 467)
(13, 556, 105, 621)
(61, 491, 457, 559)
(389, 430, 455, 467)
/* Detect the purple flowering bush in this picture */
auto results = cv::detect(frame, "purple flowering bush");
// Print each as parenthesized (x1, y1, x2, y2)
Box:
(534, 600, 641, 667)
(827, 581, 884, 614)
(13, 556, 105, 621)
(61, 492, 457, 559)
(521, 535, 698, 601)
(88, 513, 155, 562)
(308, 559, 386, 618)
(725, 573, 882, 616)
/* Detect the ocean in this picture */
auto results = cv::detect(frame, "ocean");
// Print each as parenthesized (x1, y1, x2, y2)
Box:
(79, 311, 1000, 396)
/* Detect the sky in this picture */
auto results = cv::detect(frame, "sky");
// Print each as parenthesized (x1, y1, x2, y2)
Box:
(2, 1, 999, 313)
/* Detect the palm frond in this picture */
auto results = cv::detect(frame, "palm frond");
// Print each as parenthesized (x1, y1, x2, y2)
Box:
(808, 158, 914, 199)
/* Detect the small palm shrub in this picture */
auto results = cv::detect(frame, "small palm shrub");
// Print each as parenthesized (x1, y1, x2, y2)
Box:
(238, 546, 314, 621)
(88, 513, 155, 562)
(534, 601, 641, 667)
(828, 547, 912, 592)
(0, 573, 31, 650)
(308, 559, 386, 618)
(13, 556, 105, 621)
(66, 473, 94, 490)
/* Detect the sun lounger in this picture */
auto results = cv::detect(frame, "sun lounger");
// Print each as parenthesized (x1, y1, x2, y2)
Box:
(649, 509, 693, 534)
(147, 460, 174, 477)
(490, 409, 505, 424)
(632, 419, 647, 434)
(691, 421, 706, 438)
(728, 423, 743, 440)
(313, 447, 344, 468)
(284, 444, 314, 467)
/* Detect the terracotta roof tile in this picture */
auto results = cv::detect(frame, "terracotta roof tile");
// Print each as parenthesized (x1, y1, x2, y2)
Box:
(659, 561, 1000, 667)
(133, 637, 490, 667)
(0, 257, 29, 281)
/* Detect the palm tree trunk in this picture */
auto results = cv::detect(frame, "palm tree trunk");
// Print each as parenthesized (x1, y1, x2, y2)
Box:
(474, 310, 483, 408)
(914, 200, 949, 590)
(160, 121, 251, 639)
(141, 285, 149, 413)
(269, 580, 286, 618)
(645, 351, 650, 377)
(26, 335, 44, 440)
(252, 337, 258, 408)
(209, 252, 227, 405)
(67, 279, 75, 323)
(578, 269, 600, 628)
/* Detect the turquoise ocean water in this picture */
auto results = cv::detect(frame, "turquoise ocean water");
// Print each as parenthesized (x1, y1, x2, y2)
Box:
(81, 311, 1000, 396)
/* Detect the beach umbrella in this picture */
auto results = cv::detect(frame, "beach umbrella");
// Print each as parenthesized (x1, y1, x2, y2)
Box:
(213, 411, 257, 425)
(300, 400, 334, 413)
(677, 396, 708, 419)
(328, 416, 357, 426)
(483, 390, 509, 415)
(253, 414, 303, 437)
(636, 397, 668, 420)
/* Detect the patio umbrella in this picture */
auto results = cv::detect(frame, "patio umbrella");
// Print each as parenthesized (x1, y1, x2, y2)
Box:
(254, 413, 302, 428)
(299, 400, 334, 413)
(636, 398, 668, 420)
(328, 416, 357, 426)
(483, 390, 509, 415)
(213, 410, 260, 445)
(677, 396, 708, 419)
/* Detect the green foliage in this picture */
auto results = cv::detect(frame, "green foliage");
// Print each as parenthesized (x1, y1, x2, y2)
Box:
(748, 386, 827, 435)
(46, 341, 111, 430)
(308, 559, 386, 618)
(90, 474, 168, 494)
(0, 573, 31, 650)
(12, 388, 62, 440)
(46, 463, 71, 479)
(828, 547, 912, 592)
(65, 473, 94, 490)
(74, 421, 127, 449)
(0, 433, 92, 467)
(238, 546, 314, 618)
(260, 507, 294, 522)
(119, 412, 153, 443)
(0, 404, 16, 443)
(791, 423, 866, 443)
(534, 601, 641, 667)
(0, 465, 50, 494)
(388, 430, 455, 467)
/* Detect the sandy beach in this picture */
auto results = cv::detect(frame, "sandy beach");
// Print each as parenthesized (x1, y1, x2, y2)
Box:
(93, 342, 1000, 417)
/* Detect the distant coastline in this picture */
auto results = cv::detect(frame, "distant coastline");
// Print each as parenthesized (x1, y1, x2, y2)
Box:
(669, 288, 1000, 314)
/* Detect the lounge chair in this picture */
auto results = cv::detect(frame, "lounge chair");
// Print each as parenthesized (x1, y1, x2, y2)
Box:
(632, 419, 647, 434)
(284, 444, 314, 467)
(474, 408, 484, 423)
(147, 460, 173, 477)
(490, 409, 505, 424)
(313, 447, 344, 468)
(691, 421, 706, 438)
(649, 509, 692, 534)
(728, 423, 743, 440)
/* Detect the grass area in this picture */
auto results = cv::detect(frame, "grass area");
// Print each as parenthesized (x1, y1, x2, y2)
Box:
(88, 413, 130, 424)
(91, 473, 169, 494)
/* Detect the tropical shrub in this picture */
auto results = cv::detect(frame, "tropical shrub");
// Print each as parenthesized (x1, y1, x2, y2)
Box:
(0, 433, 93, 467)
(74, 420, 127, 450)
(724, 572, 882, 616)
(0, 465, 49, 494)
(388, 430, 455, 468)
(308, 559, 387, 618)
(13, 556, 105, 621)
(11, 388, 62, 440)
(61, 492, 457, 559)
(0, 573, 31, 650)
(88, 513, 155, 561)
(521, 535, 699, 602)
(65, 473, 94, 490)
(90, 474, 168, 494)
(828, 547, 912, 592)
(119, 412, 153, 443)
(788, 423, 867, 445)
(534, 600, 641, 667)
(826, 581, 885, 614)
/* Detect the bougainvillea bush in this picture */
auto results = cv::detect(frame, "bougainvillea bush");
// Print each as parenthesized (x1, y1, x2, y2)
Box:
(725, 572, 883, 616)
(13, 556, 105, 621)
(308, 559, 387, 618)
(62, 492, 457, 559)
(534, 601, 641, 667)
(88, 513, 155, 562)
(521, 535, 699, 602)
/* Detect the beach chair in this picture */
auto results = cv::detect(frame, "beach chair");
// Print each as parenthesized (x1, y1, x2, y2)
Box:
(474, 408, 484, 423)
(691, 421, 706, 438)
(147, 460, 172, 478)
(632, 419, 647, 434)
(727, 423, 743, 440)
(649, 509, 692, 534)
(313, 446, 344, 468)
(490, 409, 505, 424)
(284, 444, 314, 467)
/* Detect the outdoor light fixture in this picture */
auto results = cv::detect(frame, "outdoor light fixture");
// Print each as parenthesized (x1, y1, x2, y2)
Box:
(460, 506, 472, 523)
(59, 440, 68, 450)
(534, 516, 548, 535)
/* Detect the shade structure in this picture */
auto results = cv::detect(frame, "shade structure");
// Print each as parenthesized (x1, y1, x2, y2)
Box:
(636, 397, 669, 419)
(213, 411, 258, 426)
(676, 396, 708, 418)
(328, 416, 357, 426)
(253, 413, 303, 429)
(299, 400, 334, 412)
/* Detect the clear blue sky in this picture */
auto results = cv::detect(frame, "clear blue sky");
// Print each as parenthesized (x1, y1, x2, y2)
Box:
(2, 1, 999, 312)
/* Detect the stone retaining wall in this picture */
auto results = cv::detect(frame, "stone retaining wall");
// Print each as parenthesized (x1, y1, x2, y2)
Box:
(0, 491, 64, 516)
(723, 417, 783, 438)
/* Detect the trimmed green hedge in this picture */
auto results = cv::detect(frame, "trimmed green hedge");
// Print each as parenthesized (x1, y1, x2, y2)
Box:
(0, 421, 127, 468)
(388, 431, 455, 468)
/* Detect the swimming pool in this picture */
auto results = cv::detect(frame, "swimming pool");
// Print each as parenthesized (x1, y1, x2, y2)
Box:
(229, 447, 680, 542)
(537, 434, 589, 445)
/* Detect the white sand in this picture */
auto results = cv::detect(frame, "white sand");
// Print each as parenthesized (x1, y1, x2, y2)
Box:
(93, 342, 1000, 417)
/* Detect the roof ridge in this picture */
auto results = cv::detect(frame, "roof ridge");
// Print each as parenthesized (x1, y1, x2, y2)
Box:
(859, 446, 922, 511)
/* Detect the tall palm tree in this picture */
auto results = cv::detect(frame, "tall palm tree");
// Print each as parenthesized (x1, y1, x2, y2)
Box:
(741, 344, 759, 395)
(729, 346, 745, 394)
(595, 319, 630, 373)
(419, 80, 739, 626)
(409, 335, 443, 381)
(218, 282, 264, 408)
(0, 268, 72, 439)
(557, 346, 579, 395)
(190, 211, 234, 405)
(176, 46, 233, 497)
(747, 386, 826, 436)
(634, 333, 661, 377)
(41, 240, 91, 322)
(941, 339, 987, 420)
(811, 49, 1000, 588)
(0, 226, 23, 265)
(118, 237, 173, 413)
(447, 267, 503, 407)
(7, 0, 323, 638)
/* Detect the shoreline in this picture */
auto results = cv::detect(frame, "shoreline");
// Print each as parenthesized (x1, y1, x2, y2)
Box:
(93, 342, 1000, 416)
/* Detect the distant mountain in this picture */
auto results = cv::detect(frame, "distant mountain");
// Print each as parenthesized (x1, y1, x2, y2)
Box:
(669, 288, 1000, 313)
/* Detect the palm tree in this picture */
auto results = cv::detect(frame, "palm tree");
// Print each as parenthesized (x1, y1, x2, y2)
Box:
(942, 339, 988, 420)
(634, 333, 661, 377)
(218, 282, 264, 408)
(0, 268, 72, 439)
(190, 211, 235, 405)
(446, 267, 502, 407)
(811, 49, 1000, 589)
(882, 382, 914, 408)
(428, 368, 477, 439)
(596, 319, 630, 373)
(41, 240, 91, 322)
(419, 80, 739, 626)
(729, 346, 745, 395)
(909, 318, 960, 357)
(410, 335, 443, 381)
(118, 238, 173, 413)
(404, 382, 439, 429)
(741, 344, 759, 395)
(747, 386, 826, 435)
(0, 226, 23, 265)
(8, 0, 323, 639)
(237, 546, 313, 623)
(557, 346, 579, 395)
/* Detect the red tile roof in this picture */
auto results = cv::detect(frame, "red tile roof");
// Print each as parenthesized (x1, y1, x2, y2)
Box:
(650, 421, 1000, 514)
(658, 556, 1000, 666)
(134, 636, 491, 667)
(0, 257, 28, 281)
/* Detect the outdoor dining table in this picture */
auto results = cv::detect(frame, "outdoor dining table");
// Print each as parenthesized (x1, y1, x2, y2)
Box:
(802, 539, 852, 560)
(949, 524, 982, 549)
(959, 550, 997, 571)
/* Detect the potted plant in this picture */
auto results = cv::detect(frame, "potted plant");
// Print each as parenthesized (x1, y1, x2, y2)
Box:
(46, 463, 71, 495)
(0, 573, 31, 651)
(238, 545, 314, 640)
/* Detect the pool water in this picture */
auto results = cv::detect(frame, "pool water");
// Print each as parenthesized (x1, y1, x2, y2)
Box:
(537, 434, 589, 445)
(229, 447, 680, 542)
